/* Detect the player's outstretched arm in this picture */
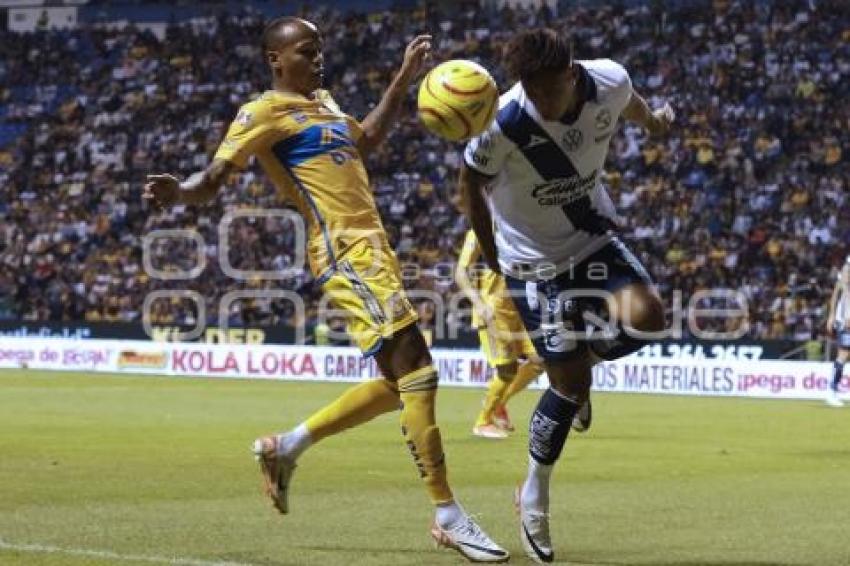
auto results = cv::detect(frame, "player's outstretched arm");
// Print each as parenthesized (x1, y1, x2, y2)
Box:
(622, 90, 675, 137)
(357, 34, 431, 156)
(143, 159, 235, 209)
(459, 163, 499, 273)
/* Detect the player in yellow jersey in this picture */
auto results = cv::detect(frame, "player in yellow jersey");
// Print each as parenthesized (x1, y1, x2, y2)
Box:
(456, 230, 592, 440)
(143, 17, 508, 562)
(456, 229, 543, 439)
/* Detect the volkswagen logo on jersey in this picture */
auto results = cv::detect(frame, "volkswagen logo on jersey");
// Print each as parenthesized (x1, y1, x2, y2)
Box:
(562, 128, 583, 151)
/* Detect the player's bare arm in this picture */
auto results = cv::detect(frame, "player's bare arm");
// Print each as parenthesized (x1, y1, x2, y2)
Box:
(143, 159, 235, 209)
(622, 90, 675, 137)
(455, 237, 492, 323)
(357, 34, 432, 156)
(459, 163, 499, 273)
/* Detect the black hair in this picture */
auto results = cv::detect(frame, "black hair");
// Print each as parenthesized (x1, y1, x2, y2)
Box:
(503, 28, 572, 84)
(260, 16, 303, 52)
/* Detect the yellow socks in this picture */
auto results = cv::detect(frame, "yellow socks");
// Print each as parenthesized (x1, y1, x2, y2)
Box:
(301, 367, 452, 505)
(397, 366, 453, 505)
(502, 360, 543, 405)
(475, 375, 510, 427)
(305, 378, 400, 443)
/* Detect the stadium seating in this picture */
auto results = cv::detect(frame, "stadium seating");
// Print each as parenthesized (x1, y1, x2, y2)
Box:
(0, 0, 847, 341)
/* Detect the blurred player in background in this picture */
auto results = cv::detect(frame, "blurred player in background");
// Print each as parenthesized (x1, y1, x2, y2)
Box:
(143, 17, 508, 562)
(460, 29, 673, 562)
(455, 229, 592, 439)
(456, 229, 544, 439)
(825, 257, 850, 407)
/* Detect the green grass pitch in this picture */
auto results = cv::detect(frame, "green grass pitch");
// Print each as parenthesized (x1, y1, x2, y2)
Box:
(1, 369, 849, 566)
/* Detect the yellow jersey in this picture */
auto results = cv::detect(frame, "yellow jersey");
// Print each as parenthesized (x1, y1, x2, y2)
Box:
(457, 229, 504, 328)
(214, 89, 386, 278)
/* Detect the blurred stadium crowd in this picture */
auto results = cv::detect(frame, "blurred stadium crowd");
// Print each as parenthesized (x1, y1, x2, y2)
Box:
(0, 0, 847, 342)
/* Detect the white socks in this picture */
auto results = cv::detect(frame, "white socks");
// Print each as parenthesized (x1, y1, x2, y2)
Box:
(435, 501, 465, 529)
(521, 455, 553, 513)
(276, 423, 312, 461)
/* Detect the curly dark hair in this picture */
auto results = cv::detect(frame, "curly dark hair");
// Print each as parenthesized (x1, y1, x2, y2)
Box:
(502, 28, 572, 84)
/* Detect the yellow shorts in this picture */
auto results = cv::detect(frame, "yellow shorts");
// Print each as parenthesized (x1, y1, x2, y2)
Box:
(320, 239, 418, 356)
(477, 299, 537, 367)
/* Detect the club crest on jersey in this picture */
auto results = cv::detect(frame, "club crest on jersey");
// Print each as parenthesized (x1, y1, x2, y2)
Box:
(595, 108, 612, 130)
(562, 128, 583, 151)
(237, 110, 253, 126)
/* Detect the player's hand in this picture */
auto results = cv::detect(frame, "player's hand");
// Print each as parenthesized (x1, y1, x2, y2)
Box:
(399, 34, 432, 82)
(647, 102, 675, 137)
(143, 174, 181, 209)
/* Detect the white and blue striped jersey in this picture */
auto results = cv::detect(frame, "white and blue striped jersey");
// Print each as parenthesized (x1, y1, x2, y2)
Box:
(463, 59, 633, 280)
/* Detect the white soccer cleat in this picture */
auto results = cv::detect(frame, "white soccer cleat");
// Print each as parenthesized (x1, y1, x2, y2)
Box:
(515, 487, 553, 563)
(473, 423, 509, 439)
(825, 391, 845, 408)
(431, 516, 510, 563)
(252, 435, 296, 514)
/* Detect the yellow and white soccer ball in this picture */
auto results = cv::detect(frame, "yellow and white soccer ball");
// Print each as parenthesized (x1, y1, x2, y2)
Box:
(417, 59, 499, 142)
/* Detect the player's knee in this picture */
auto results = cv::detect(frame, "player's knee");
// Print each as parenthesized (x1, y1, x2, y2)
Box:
(523, 356, 545, 376)
(377, 325, 434, 381)
(545, 359, 592, 402)
(496, 361, 518, 381)
(625, 292, 664, 335)
(550, 379, 591, 404)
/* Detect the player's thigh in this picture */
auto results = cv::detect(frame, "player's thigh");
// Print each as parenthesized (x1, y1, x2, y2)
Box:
(503, 272, 591, 366)
(585, 239, 662, 360)
(321, 242, 419, 365)
(502, 273, 592, 398)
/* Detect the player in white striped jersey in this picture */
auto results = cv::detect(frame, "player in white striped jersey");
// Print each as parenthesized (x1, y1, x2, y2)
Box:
(459, 29, 673, 563)
(825, 257, 850, 407)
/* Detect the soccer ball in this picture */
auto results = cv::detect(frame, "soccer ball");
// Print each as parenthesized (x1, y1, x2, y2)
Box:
(417, 59, 499, 142)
